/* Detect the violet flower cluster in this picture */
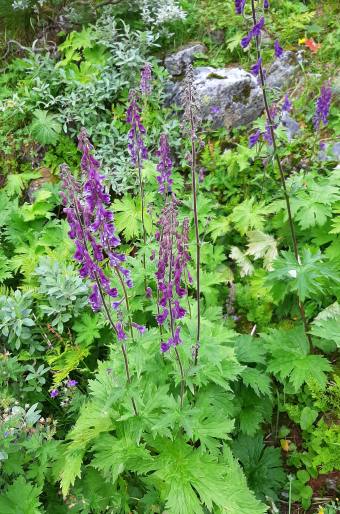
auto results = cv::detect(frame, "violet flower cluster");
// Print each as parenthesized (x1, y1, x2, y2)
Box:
(313, 83, 332, 129)
(155, 198, 191, 353)
(61, 129, 132, 316)
(249, 100, 292, 148)
(140, 62, 152, 96)
(156, 133, 173, 194)
(126, 90, 148, 166)
(234, 0, 245, 15)
(241, 16, 265, 48)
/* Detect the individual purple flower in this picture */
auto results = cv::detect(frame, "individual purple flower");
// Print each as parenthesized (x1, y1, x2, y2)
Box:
(156, 308, 169, 326)
(132, 322, 146, 334)
(161, 339, 172, 353)
(274, 39, 284, 58)
(249, 129, 262, 148)
(252, 17, 265, 37)
(241, 32, 253, 49)
(210, 105, 220, 114)
(241, 17, 265, 48)
(140, 63, 152, 96)
(50, 389, 59, 398)
(313, 83, 332, 129)
(145, 286, 153, 298)
(115, 322, 127, 341)
(67, 379, 78, 388)
(251, 57, 262, 76)
(198, 167, 205, 183)
(264, 0, 269, 9)
(126, 90, 148, 166)
(235, 0, 246, 15)
(156, 134, 173, 195)
(282, 94, 292, 113)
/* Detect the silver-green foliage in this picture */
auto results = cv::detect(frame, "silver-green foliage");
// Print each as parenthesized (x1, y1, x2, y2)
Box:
(0, 289, 35, 350)
(35, 257, 89, 333)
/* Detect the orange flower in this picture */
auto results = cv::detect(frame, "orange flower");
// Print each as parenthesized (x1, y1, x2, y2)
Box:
(305, 38, 321, 53)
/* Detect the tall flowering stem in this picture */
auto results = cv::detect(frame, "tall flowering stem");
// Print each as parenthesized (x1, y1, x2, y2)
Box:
(182, 65, 201, 366)
(241, 1, 312, 345)
(155, 193, 190, 407)
(61, 129, 138, 415)
(126, 89, 148, 276)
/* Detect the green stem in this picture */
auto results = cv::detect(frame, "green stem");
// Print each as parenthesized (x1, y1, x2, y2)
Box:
(250, 0, 312, 347)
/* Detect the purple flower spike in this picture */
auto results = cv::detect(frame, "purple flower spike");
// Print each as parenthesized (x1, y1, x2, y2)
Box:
(252, 17, 265, 37)
(50, 389, 59, 398)
(156, 134, 173, 195)
(67, 379, 78, 388)
(282, 94, 292, 113)
(274, 39, 284, 58)
(249, 130, 262, 148)
(313, 83, 332, 129)
(126, 90, 148, 166)
(161, 339, 172, 353)
(61, 129, 134, 348)
(235, 0, 246, 15)
(241, 32, 252, 49)
(251, 57, 262, 76)
(140, 63, 152, 96)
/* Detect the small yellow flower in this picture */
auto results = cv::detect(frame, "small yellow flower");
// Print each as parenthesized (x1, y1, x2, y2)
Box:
(317, 507, 324, 514)
(298, 38, 306, 45)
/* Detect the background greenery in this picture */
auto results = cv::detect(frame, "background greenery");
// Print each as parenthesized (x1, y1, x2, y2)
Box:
(0, 0, 339, 513)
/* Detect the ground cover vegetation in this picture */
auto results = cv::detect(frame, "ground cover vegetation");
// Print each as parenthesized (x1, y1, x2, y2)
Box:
(0, 0, 339, 512)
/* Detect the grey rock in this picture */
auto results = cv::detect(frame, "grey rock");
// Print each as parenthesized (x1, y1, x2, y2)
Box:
(166, 66, 264, 129)
(164, 43, 207, 76)
(266, 51, 301, 91)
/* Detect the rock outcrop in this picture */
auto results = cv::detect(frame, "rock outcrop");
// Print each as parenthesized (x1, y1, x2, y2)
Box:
(167, 66, 264, 129)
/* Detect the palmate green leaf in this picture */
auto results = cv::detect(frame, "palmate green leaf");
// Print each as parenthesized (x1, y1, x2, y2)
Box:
(72, 312, 103, 345)
(147, 438, 266, 514)
(0, 477, 42, 514)
(230, 198, 270, 235)
(267, 248, 340, 302)
(5, 172, 40, 197)
(91, 433, 153, 483)
(246, 230, 278, 271)
(30, 110, 61, 145)
(261, 327, 332, 391)
(218, 446, 267, 514)
(113, 193, 153, 240)
(229, 246, 254, 277)
(207, 216, 231, 241)
(231, 435, 285, 502)
(234, 335, 266, 365)
(241, 368, 271, 397)
(236, 388, 270, 436)
(182, 406, 234, 449)
(310, 317, 340, 348)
